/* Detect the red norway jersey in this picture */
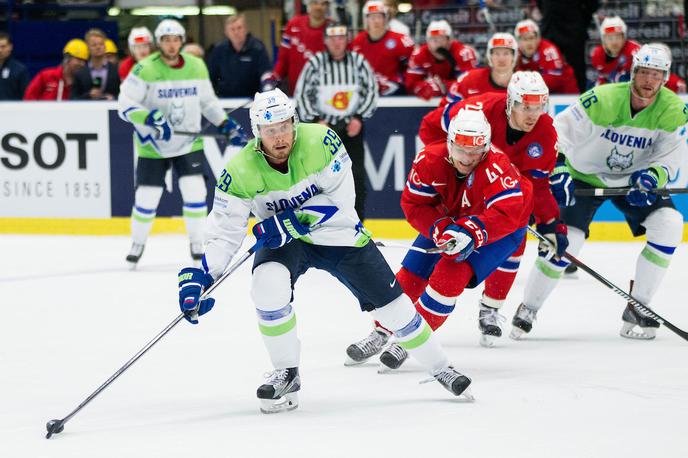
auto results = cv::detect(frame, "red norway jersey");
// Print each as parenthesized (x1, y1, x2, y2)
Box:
(405, 40, 479, 96)
(273, 15, 331, 95)
(591, 40, 641, 85)
(402, 142, 533, 247)
(23, 65, 72, 101)
(666, 72, 686, 94)
(443, 67, 507, 106)
(118, 56, 136, 80)
(418, 92, 559, 224)
(351, 30, 415, 95)
(515, 39, 578, 94)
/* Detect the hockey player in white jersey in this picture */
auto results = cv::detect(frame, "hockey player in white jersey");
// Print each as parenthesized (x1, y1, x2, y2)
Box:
(118, 19, 247, 268)
(176, 88, 473, 413)
(512, 44, 687, 340)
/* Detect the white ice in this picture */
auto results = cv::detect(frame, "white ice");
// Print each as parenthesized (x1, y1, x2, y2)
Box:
(1, 235, 687, 457)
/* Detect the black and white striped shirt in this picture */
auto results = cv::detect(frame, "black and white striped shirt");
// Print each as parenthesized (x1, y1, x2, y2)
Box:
(294, 51, 378, 125)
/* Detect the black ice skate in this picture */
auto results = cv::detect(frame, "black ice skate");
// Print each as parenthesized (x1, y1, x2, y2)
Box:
(125, 242, 145, 270)
(344, 329, 389, 366)
(620, 280, 659, 340)
(563, 263, 579, 278)
(190, 242, 203, 267)
(478, 303, 504, 347)
(378, 343, 408, 372)
(257, 367, 300, 414)
(510, 303, 538, 340)
(422, 365, 474, 400)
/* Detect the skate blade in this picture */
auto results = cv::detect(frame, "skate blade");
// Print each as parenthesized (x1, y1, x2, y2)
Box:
(480, 334, 498, 348)
(126, 261, 138, 271)
(459, 387, 476, 402)
(620, 322, 656, 340)
(343, 355, 366, 366)
(259, 392, 299, 414)
(509, 327, 526, 340)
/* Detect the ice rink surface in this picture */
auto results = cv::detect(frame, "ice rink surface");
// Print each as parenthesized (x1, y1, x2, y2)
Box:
(1, 234, 687, 458)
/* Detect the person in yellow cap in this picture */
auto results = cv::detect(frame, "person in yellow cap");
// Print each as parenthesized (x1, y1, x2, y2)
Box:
(105, 38, 119, 65)
(24, 38, 88, 100)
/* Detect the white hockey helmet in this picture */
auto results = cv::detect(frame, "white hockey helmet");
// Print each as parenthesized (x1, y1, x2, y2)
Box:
(128, 27, 153, 48)
(631, 43, 671, 83)
(154, 19, 186, 44)
(514, 19, 540, 39)
(507, 71, 549, 117)
(600, 16, 627, 37)
(487, 32, 518, 68)
(426, 20, 452, 40)
(250, 88, 299, 140)
(447, 107, 491, 159)
(362, 1, 388, 18)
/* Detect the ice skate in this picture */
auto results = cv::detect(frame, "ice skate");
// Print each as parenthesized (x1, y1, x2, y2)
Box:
(378, 343, 408, 372)
(257, 367, 300, 414)
(125, 242, 145, 270)
(478, 303, 505, 347)
(510, 303, 538, 340)
(344, 329, 389, 366)
(190, 242, 204, 267)
(421, 365, 474, 400)
(620, 304, 659, 340)
(563, 263, 579, 279)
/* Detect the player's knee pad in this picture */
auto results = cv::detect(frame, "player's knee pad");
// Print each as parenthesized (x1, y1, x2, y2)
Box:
(134, 185, 164, 209)
(643, 207, 683, 248)
(251, 262, 292, 311)
(178, 174, 207, 202)
(371, 293, 416, 331)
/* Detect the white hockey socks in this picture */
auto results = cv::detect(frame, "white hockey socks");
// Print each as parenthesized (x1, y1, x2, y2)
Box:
(178, 175, 207, 245)
(633, 208, 682, 305)
(251, 262, 300, 369)
(523, 226, 585, 311)
(130, 185, 164, 244)
(373, 294, 448, 373)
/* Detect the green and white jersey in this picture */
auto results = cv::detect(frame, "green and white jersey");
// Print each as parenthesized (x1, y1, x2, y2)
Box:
(204, 123, 368, 279)
(117, 52, 226, 159)
(555, 83, 688, 188)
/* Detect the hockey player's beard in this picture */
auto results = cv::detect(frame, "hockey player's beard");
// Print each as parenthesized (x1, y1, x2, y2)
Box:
(630, 81, 660, 105)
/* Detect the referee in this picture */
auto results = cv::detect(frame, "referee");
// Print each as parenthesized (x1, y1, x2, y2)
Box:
(294, 23, 378, 220)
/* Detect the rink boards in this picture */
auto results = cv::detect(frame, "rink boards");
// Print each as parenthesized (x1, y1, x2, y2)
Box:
(2, 96, 688, 240)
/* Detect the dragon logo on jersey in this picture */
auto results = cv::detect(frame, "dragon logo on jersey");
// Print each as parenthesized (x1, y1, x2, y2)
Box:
(327, 91, 352, 110)
(526, 142, 543, 158)
(606, 146, 634, 171)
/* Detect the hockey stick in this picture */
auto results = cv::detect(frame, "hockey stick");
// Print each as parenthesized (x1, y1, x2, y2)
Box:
(374, 240, 446, 254)
(574, 187, 688, 197)
(527, 227, 688, 341)
(479, 1, 497, 35)
(175, 99, 253, 139)
(45, 240, 263, 439)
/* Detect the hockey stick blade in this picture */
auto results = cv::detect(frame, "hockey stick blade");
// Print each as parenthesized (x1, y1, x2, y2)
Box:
(44, 240, 261, 439)
(574, 187, 688, 197)
(527, 227, 688, 341)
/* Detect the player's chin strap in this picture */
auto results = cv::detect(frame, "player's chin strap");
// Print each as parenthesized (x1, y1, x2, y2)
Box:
(528, 226, 688, 342)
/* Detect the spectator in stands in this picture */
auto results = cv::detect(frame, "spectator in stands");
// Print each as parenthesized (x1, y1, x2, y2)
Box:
(262, 0, 332, 95)
(105, 39, 119, 65)
(72, 28, 120, 100)
(119, 27, 154, 80)
(182, 43, 205, 58)
(0, 32, 30, 100)
(591, 16, 641, 85)
(651, 42, 686, 93)
(536, 0, 598, 92)
(444, 32, 517, 106)
(405, 20, 479, 100)
(514, 19, 578, 94)
(294, 23, 378, 220)
(383, 0, 410, 36)
(208, 14, 271, 97)
(351, 0, 415, 95)
(24, 39, 88, 101)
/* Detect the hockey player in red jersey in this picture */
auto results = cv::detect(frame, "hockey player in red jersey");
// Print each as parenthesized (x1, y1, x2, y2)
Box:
(443, 32, 517, 106)
(414, 71, 565, 351)
(351, 0, 415, 95)
(260, 0, 332, 95)
(590, 16, 641, 86)
(514, 19, 578, 94)
(345, 106, 535, 368)
(405, 19, 479, 100)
